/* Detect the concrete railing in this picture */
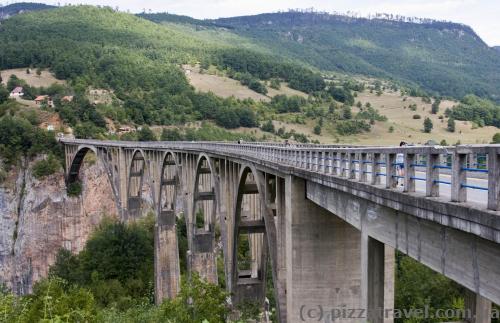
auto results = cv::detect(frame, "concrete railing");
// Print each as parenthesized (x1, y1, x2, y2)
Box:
(60, 139, 500, 212)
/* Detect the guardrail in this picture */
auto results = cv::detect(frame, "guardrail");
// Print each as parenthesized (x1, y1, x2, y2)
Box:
(61, 139, 500, 211)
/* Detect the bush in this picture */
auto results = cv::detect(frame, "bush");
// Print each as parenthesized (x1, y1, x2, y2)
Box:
(137, 126, 156, 141)
(329, 86, 354, 105)
(336, 120, 370, 135)
(67, 181, 82, 197)
(0, 115, 61, 166)
(0, 84, 8, 104)
(161, 128, 183, 141)
(261, 120, 275, 133)
(0, 168, 7, 183)
(492, 133, 500, 144)
(32, 154, 60, 179)
(50, 217, 154, 307)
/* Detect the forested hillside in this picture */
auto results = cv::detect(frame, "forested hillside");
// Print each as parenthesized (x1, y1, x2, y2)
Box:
(0, 6, 325, 134)
(0, 2, 54, 19)
(213, 12, 500, 101)
(142, 11, 500, 101)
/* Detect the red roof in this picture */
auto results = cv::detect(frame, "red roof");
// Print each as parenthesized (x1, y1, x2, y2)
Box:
(35, 95, 49, 101)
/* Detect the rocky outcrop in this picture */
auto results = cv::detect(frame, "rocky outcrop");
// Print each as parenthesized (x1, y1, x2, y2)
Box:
(0, 157, 117, 294)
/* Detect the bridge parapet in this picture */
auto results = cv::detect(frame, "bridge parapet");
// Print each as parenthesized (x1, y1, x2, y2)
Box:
(61, 139, 500, 213)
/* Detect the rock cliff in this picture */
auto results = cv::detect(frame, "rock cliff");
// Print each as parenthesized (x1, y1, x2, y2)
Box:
(0, 157, 117, 294)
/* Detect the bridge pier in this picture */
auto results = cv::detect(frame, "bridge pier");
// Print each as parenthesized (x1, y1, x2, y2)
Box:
(285, 176, 365, 323)
(154, 213, 181, 303)
(465, 289, 492, 323)
(361, 235, 395, 323)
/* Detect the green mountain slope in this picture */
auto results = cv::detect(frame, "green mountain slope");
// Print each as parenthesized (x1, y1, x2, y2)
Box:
(140, 11, 500, 101)
(211, 12, 500, 101)
(0, 2, 55, 19)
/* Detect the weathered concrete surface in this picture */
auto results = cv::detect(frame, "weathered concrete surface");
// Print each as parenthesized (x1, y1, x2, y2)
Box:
(0, 158, 117, 294)
(307, 180, 500, 306)
(465, 289, 493, 323)
(154, 222, 180, 303)
(285, 176, 365, 323)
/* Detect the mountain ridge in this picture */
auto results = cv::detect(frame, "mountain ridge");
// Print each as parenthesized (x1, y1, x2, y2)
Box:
(142, 10, 500, 101)
(0, 2, 55, 19)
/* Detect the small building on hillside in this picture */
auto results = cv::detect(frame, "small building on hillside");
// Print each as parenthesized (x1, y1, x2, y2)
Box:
(118, 126, 133, 133)
(62, 95, 74, 103)
(10, 87, 24, 98)
(34, 95, 54, 108)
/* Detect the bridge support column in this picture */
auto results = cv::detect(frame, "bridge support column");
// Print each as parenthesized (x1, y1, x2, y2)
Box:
(154, 212, 181, 303)
(361, 235, 394, 323)
(285, 176, 362, 323)
(465, 289, 492, 323)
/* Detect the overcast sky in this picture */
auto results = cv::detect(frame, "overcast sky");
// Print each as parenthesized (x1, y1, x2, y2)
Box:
(8, 0, 500, 46)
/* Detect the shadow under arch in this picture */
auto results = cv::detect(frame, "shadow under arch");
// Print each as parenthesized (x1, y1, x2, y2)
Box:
(231, 164, 281, 318)
(67, 145, 98, 184)
(66, 145, 123, 218)
(155, 150, 183, 303)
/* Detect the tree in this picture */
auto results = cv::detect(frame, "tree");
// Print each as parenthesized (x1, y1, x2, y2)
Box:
(269, 78, 281, 90)
(431, 98, 441, 114)
(492, 133, 500, 144)
(161, 128, 183, 141)
(423, 117, 433, 133)
(36, 68, 42, 76)
(313, 124, 322, 135)
(342, 106, 352, 120)
(261, 120, 275, 133)
(137, 126, 156, 141)
(0, 85, 9, 104)
(159, 274, 229, 323)
(447, 117, 455, 132)
(388, 125, 394, 133)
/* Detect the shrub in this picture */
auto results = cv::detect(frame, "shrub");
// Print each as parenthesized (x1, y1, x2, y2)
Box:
(67, 181, 82, 197)
(260, 120, 275, 133)
(492, 133, 500, 144)
(32, 155, 60, 179)
(137, 126, 156, 141)
(336, 120, 371, 135)
(0, 168, 7, 183)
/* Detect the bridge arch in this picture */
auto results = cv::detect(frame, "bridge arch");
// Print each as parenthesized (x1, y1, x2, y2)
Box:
(189, 153, 220, 283)
(67, 145, 98, 184)
(231, 164, 280, 315)
(126, 149, 152, 219)
(155, 150, 183, 303)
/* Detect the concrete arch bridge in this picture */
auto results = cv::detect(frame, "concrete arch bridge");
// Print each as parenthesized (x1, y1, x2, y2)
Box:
(61, 139, 500, 323)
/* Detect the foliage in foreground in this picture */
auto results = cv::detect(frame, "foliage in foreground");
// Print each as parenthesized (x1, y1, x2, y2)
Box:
(395, 253, 464, 323)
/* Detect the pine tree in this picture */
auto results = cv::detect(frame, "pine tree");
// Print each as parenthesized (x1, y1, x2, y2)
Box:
(431, 98, 441, 114)
(447, 118, 455, 132)
(423, 117, 433, 133)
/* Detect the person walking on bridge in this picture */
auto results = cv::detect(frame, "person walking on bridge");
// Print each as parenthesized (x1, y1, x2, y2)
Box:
(395, 141, 407, 187)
